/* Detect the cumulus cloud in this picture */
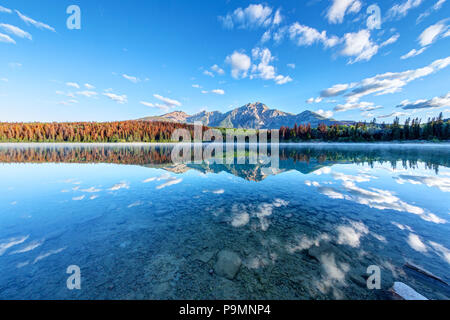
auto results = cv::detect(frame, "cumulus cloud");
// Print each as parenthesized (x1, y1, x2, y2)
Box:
(219, 4, 273, 29)
(156, 177, 183, 189)
(84, 83, 95, 89)
(66, 82, 80, 89)
(225, 51, 251, 79)
(16, 10, 55, 32)
(397, 92, 450, 110)
(326, 0, 362, 24)
(388, 0, 425, 19)
(320, 56, 450, 103)
(401, 47, 427, 59)
(321, 84, 350, 98)
(337, 220, 369, 248)
(334, 101, 383, 113)
(307, 97, 323, 104)
(211, 64, 225, 75)
(418, 20, 449, 46)
(307, 179, 446, 224)
(289, 22, 340, 48)
(407, 233, 428, 252)
(109, 182, 130, 191)
(153, 94, 182, 108)
(0, 23, 32, 40)
(0, 5, 12, 13)
(104, 92, 128, 104)
(211, 89, 225, 95)
(316, 109, 334, 118)
(0, 32, 15, 44)
(76, 90, 98, 98)
(122, 74, 140, 83)
(341, 30, 379, 63)
(394, 173, 450, 192)
(250, 47, 292, 85)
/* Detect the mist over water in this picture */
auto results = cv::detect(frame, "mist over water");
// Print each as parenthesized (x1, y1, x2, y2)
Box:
(0, 144, 449, 299)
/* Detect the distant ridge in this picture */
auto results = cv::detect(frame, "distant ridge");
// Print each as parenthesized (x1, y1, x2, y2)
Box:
(140, 102, 354, 129)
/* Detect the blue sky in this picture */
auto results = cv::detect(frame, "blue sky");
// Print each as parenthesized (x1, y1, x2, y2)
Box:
(0, 0, 449, 122)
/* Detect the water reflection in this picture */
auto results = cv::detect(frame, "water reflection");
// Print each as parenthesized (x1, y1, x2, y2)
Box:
(0, 143, 449, 300)
(0, 143, 449, 180)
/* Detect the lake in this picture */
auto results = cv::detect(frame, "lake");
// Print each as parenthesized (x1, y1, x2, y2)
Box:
(0, 143, 449, 300)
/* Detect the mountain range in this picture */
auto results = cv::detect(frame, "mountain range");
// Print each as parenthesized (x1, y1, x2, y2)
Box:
(140, 102, 354, 129)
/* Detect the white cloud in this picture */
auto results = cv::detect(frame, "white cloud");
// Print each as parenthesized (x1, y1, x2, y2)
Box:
(394, 173, 450, 192)
(307, 97, 323, 104)
(122, 74, 140, 83)
(316, 109, 334, 118)
(66, 82, 80, 89)
(0, 23, 32, 40)
(219, 4, 273, 29)
(104, 92, 128, 104)
(418, 0, 447, 23)
(377, 111, 408, 118)
(154, 104, 170, 111)
(320, 56, 450, 103)
(334, 101, 383, 112)
(381, 34, 400, 47)
(407, 233, 428, 252)
(211, 64, 225, 75)
(388, 0, 425, 19)
(397, 92, 450, 110)
(109, 182, 129, 191)
(0, 32, 15, 44)
(225, 51, 251, 79)
(337, 220, 369, 248)
(192, 84, 201, 88)
(273, 9, 283, 25)
(326, 0, 362, 24)
(309, 179, 446, 224)
(0, 236, 29, 256)
(321, 84, 350, 97)
(418, 20, 449, 46)
(76, 91, 98, 98)
(203, 70, 214, 77)
(156, 177, 183, 189)
(211, 89, 225, 95)
(289, 22, 339, 48)
(287, 63, 296, 69)
(428, 241, 450, 264)
(153, 94, 182, 108)
(249, 47, 292, 85)
(84, 83, 95, 89)
(341, 30, 379, 63)
(0, 5, 12, 14)
(401, 47, 427, 59)
(15, 10, 55, 32)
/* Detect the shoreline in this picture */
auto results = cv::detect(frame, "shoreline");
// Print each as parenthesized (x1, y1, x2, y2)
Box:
(0, 141, 449, 147)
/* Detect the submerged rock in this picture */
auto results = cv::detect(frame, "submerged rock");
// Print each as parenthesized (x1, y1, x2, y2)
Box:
(214, 250, 242, 280)
(392, 282, 428, 300)
(194, 250, 217, 264)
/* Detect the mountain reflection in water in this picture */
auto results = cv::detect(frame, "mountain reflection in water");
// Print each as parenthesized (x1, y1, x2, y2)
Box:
(0, 143, 449, 300)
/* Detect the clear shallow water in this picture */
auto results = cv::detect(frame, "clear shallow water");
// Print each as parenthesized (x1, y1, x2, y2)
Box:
(0, 143, 449, 300)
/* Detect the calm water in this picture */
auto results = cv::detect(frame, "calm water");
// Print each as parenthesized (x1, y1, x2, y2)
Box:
(0, 143, 449, 300)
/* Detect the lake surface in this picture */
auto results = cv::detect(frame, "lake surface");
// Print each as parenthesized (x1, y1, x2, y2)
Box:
(0, 143, 449, 300)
